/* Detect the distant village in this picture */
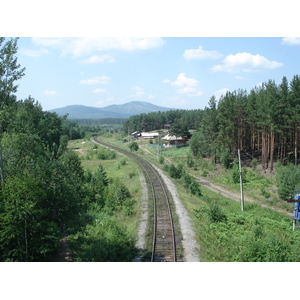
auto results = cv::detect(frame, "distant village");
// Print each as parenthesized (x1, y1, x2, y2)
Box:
(131, 130, 190, 147)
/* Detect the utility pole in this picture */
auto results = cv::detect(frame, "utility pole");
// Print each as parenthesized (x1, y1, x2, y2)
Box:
(238, 149, 244, 211)
(157, 131, 160, 161)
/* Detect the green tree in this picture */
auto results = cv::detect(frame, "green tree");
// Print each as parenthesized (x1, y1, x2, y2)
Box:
(0, 37, 25, 107)
(0, 171, 60, 261)
(289, 75, 300, 165)
(129, 141, 139, 151)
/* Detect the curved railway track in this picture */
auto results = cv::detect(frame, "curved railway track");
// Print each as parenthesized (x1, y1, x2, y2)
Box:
(92, 137, 181, 262)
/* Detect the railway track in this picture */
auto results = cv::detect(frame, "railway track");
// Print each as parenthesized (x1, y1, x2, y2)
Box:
(92, 137, 182, 262)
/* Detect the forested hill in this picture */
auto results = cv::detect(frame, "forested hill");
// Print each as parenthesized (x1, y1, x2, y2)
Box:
(50, 101, 177, 119)
(125, 76, 300, 172)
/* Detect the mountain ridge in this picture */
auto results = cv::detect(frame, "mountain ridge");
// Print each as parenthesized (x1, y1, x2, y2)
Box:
(50, 101, 177, 119)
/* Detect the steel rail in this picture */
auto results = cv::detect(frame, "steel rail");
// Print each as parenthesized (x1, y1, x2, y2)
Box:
(91, 137, 177, 262)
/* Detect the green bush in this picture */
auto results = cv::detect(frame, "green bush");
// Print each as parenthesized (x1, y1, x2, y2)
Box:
(159, 155, 165, 164)
(187, 154, 194, 168)
(220, 148, 232, 169)
(70, 213, 135, 262)
(129, 141, 139, 151)
(207, 203, 227, 223)
(169, 164, 183, 179)
(276, 163, 300, 199)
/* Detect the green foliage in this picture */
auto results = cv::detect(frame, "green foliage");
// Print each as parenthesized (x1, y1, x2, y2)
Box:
(206, 203, 227, 223)
(70, 212, 135, 262)
(0, 38, 136, 262)
(129, 141, 139, 151)
(169, 163, 183, 179)
(0, 38, 25, 99)
(189, 131, 206, 157)
(183, 172, 202, 197)
(251, 158, 258, 170)
(194, 195, 300, 261)
(276, 163, 300, 199)
(159, 155, 165, 164)
(219, 147, 232, 169)
(105, 178, 131, 212)
(186, 154, 194, 168)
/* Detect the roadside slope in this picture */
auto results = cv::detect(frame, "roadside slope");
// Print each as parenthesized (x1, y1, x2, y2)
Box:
(194, 175, 293, 217)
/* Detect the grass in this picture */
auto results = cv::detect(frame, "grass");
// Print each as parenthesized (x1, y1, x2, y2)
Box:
(173, 176, 300, 261)
(67, 137, 144, 261)
(73, 134, 300, 261)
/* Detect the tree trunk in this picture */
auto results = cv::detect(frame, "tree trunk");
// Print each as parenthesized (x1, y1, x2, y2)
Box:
(270, 129, 275, 171)
(295, 122, 298, 166)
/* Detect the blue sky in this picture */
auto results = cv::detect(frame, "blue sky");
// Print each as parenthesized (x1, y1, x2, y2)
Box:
(15, 37, 300, 111)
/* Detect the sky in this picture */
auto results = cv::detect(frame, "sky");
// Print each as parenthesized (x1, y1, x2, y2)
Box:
(14, 36, 300, 111)
(2, 1, 300, 294)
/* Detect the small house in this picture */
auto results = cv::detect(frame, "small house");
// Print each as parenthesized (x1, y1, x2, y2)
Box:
(161, 134, 189, 147)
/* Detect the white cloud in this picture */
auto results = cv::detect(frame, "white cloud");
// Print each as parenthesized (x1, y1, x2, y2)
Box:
(21, 48, 49, 57)
(211, 52, 284, 73)
(44, 90, 56, 95)
(80, 76, 110, 85)
(234, 75, 246, 80)
(164, 73, 202, 97)
(32, 37, 165, 58)
(93, 88, 107, 94)
(183, 46, 222, 60)
(81, 55, 116, 64)
(133, 86, 145, 96)
(130, 86, 146, 98)
(213, 88, 229, 100)
(282, 37, 300, 45)
(171, 73, 198, 87)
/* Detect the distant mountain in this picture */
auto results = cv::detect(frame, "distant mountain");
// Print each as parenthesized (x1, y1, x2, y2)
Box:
(50, 101, 177, 119)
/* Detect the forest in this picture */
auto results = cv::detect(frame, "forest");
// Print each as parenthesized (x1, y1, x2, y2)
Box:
(0, 38, 136, 262)
(125, 76, 300, 172)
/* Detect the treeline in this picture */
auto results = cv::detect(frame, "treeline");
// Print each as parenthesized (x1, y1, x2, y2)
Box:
(191, 76, 300, 171)
(70, 118, 126, 126)
(125, 75, 300, 171)
(64, 118, 125, 138)
(124, 109, 203, 133)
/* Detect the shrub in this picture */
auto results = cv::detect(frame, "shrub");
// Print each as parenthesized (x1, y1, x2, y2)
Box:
(189, 180, 202, 197)
(276, 163, 300, 199)
(169, 164, 182, 179)
(70, 214, 135, 262)
(251, 158, 258, 170)
(220, 148, 232, 169)
(129, 141, 139, 151)
(207, 203, 227, 223)
(159, 155, 165, 164)
(187, 154, 194, 168)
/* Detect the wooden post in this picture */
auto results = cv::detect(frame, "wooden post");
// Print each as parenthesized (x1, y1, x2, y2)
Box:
(238, 149, 244, 211)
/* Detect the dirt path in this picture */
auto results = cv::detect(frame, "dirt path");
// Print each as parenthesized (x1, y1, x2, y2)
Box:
(52, 233, 72, 262)
(194, 175, 293, 217)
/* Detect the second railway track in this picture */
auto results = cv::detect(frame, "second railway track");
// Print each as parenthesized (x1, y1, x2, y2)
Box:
(92, 137, 183, 262)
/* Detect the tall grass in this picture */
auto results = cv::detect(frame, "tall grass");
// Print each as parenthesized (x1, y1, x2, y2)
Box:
(193, 190, 300, 261)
